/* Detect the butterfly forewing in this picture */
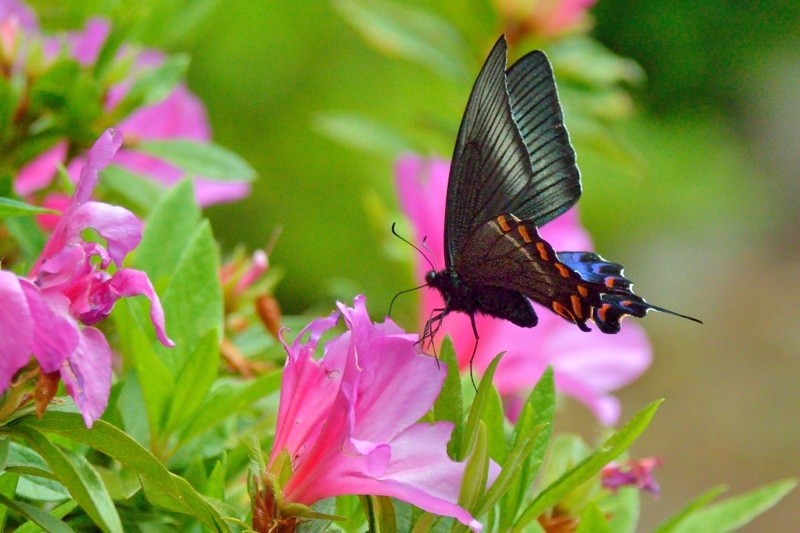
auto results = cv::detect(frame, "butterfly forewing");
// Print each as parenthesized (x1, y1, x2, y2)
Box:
(444, 36, 582, 268)
(505, 51, 581, 226)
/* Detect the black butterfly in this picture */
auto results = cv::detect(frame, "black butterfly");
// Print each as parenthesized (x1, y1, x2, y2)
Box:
(423, 35, 700, 352)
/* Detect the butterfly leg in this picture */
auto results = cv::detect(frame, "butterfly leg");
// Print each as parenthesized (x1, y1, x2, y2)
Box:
(468, 313, 480, 391)
(421, 307, 447, 363)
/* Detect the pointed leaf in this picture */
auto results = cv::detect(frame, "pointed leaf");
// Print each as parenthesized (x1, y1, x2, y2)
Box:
(14, 426, 122, 533)
(514, 400, 662, 530)
(18, 411, 231, 531)
(177, 371, 282, 446)
(456, 422, 489, 531)
(575, 501, 611, 533)
(136, 140, 256, 182)
(0, 472, 18, 530)
(14, 500, 78, 533)
(163, 328, 220, 434)
(460, 354, 503, 461)
(651, 485, 727, 533)
(332, 0, 470, 80)
(478, 423, 547, 517)
(0, 197, 58, 218)
(434, 336, 463, 458)
(668, 479, 796, 533)
(153, 220, 223, 375)
(0, 494, 75, 533)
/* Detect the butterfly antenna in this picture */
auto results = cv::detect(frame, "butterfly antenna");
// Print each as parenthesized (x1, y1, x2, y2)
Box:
(420, 237, 438, 271)
(391, 222, 435, 271)
(388, 283, 428, 318)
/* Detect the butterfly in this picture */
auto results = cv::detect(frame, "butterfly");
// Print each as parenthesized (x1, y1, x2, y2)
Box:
(423, 35, 700, 353)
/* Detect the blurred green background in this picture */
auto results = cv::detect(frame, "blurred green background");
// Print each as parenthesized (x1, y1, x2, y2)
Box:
(36, 0, 800, 529)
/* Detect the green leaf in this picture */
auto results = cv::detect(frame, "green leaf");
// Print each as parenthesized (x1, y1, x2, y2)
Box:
(0, 197, 58, 218)
(361, 495, 397, 533)
(18, 411, 231, 531)
(667, 479, 797, 533)
(4, 216, 47, 265)
(599, 483, 639, 533)
(100, 165, 166, 213)
(29, 58, 81, 111)
(651, 485, 727, 533)
(575, 501, 611, 533)
(163, 328, 220, 434)
(456, 422, 489, 532)
(332, 0, 471, 80)
(132, 180, 201, 282)
(154, 220, 223, 375)
(136, 140, 256, 182)
(0, 472, 18, 530)
(483, 384, 506, 465)
(433, 336, 463, 459)
(513, 400, 662, 531)
(0, 493, 75, 532)
(109, 54, 190, 119)
(460, 354, 503, 461)
(477, 423, 547, 517)
(524, 368, 556, 482)
(14, 426, 122, 533)
(14, 500, 78, 533)
(177, 371, 282, 446)
(314, 112, 413, 155)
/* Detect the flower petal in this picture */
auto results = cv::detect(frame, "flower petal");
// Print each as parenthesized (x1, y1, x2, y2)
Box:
(60, 327, 112, 427)
(102, 268, 174, 346)
(67, 201, 142, 266)
(14, 141, 67, 196)
(0, 272, 35, 391)
(19, 281, 79, 373)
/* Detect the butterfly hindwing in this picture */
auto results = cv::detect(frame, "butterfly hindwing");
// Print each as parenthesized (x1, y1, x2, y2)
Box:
(444, 36, 581, 267)
(455, 213, 594, 332)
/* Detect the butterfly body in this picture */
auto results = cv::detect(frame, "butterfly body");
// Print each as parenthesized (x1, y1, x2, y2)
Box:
(423, 35, 700, 345)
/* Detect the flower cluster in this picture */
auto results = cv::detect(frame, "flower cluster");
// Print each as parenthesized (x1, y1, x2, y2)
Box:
(1, 1, 249, 215)
(0, 129, 173, 427)
(263, 295, 490, 531)
(395, 155, 652, 425)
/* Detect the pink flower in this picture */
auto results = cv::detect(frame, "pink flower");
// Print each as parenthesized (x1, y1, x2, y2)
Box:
(0, 129, 173, 427)
(395, 155, 651, 425)
(601, 457, 662, 497)
(493, 0, 597, 38)
(10, 12, 250, 207)
(268, 295, 488, 531)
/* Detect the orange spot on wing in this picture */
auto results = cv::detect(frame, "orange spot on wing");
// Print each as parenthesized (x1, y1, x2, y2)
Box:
(598, 304, 610, 322)
(518, 225, 532, 243)
(536, 242, 549, 261)
(496, 215, 510, 232)
(605, 277, 615, 288)
(621, 300, 632, 308)
(555, 263, 570, 277)
(571, 295, 583, 319)
(552, 301, 575, 321)
(578, 285, 589, 297)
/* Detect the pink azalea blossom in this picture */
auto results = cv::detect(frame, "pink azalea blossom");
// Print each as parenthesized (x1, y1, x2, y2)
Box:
(268, 295, 490, 531)
(9, 11, 250, 207)
(493, 0, 596, 38)
(0, 129, 173, 427)
(395, 154, 651, 425)
(601, 457, 662, 498)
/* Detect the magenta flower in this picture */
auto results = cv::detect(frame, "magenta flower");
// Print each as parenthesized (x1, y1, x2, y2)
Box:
(268, 295, 487, 531)
(0, 129, 173, 427)
(10, 11, 250, 207)
(601, 457, 662, 498)
(395, 154, 651, 425)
